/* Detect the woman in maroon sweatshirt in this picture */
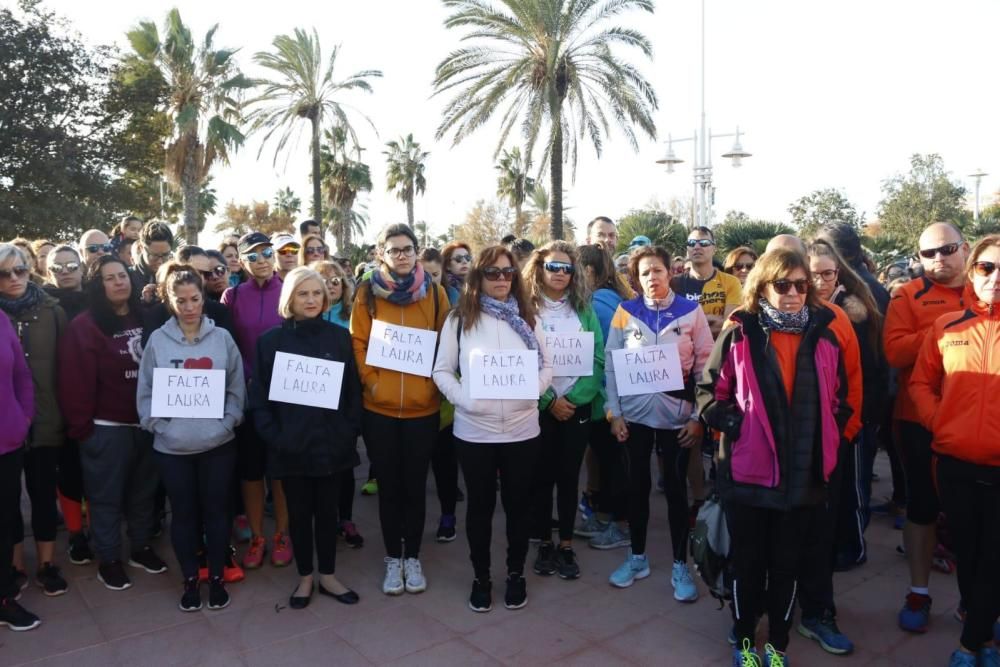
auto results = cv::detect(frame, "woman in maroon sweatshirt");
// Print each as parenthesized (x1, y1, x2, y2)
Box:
(58, 256, 168, 592)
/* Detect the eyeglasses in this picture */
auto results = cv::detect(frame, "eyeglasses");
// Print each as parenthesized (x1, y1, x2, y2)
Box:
(813, 269, 839, 283)
(451, 253, 472, 264)
(733, 262, 755, 271)
(770, 279, 810, 295)
(385, 245, 416, 259)
(305, 246, 327, 256)
(50, 262, 80, 274)
(686, 239, 715, 248)
(85, 243, 112, 254)
(543, 261, 575, 275)
(326, 277, 342, 287)
(276, 246, 300, 256)
(483, 266, 517, 282)
(147, 251, 173, 262)
(0, 265, 30, 280)
(199, 266, 228, 280)
(918, 243, 960, 259)
(973, 261, 1000, 277)
(243, 247, 274, 262)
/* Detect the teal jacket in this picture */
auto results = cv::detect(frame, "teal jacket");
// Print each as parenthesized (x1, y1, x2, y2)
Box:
(538, 305, 606, 421)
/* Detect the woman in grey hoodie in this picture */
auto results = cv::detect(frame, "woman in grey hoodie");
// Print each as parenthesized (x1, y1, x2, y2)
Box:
(137, 265, 245, 613)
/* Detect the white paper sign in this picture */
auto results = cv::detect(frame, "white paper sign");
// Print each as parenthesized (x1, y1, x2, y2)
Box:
(151, 368, 226, 419)
(365, 319, 438, 378)
(611, 343, 685, 396)
(545, 331, 594, 377)
(268, 351, 345, 410)
(468, 349, 540, 400)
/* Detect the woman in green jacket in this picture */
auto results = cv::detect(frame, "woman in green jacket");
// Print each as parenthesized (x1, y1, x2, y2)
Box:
(522, 241, 604, 580)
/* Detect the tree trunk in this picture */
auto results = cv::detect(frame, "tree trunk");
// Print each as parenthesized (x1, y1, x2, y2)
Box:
(406, 187, 414, 227)
(181, 151, 200, 246)
(549, 121, 564, 240)
(311, 115, 322, 230)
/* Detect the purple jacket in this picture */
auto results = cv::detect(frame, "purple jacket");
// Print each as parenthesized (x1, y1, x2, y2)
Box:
(0, 313, 34, 454)
(221, 274, 283, 378)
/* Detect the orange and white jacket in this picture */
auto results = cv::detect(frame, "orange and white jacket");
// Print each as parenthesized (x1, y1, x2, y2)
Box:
(910, 294, 1000, 467)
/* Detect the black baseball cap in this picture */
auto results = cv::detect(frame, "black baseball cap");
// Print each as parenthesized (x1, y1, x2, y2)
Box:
(238, 232, 271, 254)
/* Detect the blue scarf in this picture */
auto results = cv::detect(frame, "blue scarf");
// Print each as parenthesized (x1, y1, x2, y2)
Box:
(480, 295, 542, 368)
(757, 298, 810, 334)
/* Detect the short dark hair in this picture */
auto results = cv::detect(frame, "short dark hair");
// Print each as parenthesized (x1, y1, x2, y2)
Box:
(299, 219, 320, 236)
(815, 221, 863, 266)
(140, 220, 174, 248)
(205, 249, 226, 265)
(689, 226, 714, 241)
(419, 247, 443, 264)
(628, 245, 673, 287)
(500, 234, 517, 245)
(177, 246, 206, 263)
(587, 216, 614, 235)
(377, 223, 419, 250)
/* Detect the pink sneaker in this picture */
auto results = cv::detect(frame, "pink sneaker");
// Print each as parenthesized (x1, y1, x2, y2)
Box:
(271, 532, 293, 567)
(233, 515, 251, 543)
(242, 536, 266, 570)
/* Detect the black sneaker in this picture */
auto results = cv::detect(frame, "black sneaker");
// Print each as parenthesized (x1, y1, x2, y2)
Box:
(10, 567, 27, 597)
(207, 576, 230, 610)
(36, 563, 68, 596)
(533, 542, 556, 576)
(179, 577, 201, 612)
(0, 597, 40, 631)
(68, 532, 94, 565)
(97, 560, 132, 591)
(555, 546, 581, 580)
(468, 578, 492, 613)
(436, 515, 457, 543)
(504, 572, 527, 610)
(129, 546, 168, 574)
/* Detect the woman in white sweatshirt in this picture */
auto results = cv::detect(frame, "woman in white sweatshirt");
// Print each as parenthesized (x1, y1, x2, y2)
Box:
(433, 245, 553, 614)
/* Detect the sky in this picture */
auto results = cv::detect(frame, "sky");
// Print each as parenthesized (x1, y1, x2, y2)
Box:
(42, 0, 1000, 245)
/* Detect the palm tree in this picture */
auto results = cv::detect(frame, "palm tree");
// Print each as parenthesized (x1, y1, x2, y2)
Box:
(496, 147, 535, 237)
(272, 186, 302, 219)
(526, 185, 575, 242)
(127, 9, 253, 244)
(246, 28, 381, 225)
(383, 134, 429, 226)
(433, 0, 658, 240)
(320, 126, 372, 252)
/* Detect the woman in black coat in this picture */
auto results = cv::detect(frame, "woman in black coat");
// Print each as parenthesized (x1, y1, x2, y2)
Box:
(248, 267, 362, 609)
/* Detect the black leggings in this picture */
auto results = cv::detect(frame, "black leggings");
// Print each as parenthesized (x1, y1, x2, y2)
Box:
(590, 420, 626, 519)
(0, 448, 23, 595)
(898, 420, 938, 525)
(58, 440, 84, 502)
(623, 424, 689, 561)
(431, 425, 459, 517)
(362, 410, 437, 559)
(530, 407, 590, 542)
(155, 441, 236, 580)
(284, 474, 341, 577)
(15, 447, 59, 543)
(337, 468, 355, 522)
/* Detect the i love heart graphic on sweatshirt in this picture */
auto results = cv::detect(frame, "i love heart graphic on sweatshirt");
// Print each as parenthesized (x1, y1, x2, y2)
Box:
(183, 357, 214, 369)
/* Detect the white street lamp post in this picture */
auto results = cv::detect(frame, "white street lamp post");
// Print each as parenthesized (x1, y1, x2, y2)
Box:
(969, 169, 989, 221)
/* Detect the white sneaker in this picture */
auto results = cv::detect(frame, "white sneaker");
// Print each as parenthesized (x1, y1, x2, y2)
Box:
(382, 557, 404, 595)
(403, 557, 426, 593)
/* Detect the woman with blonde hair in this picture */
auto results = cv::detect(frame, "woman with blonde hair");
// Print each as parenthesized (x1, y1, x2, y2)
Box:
(723, 246, 758, 287)
(299, 235, 330, 266)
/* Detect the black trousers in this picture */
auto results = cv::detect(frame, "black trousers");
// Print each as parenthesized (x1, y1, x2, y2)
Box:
(58, 439, 84, 502)
(530, 407, 590, 542)
(155, 441, 236, 580)
(14, 447, 59, 543)
(798, 440, 847, 618)
(590, 419, 626, 519)
(728, 502, 814, 651)
(362, 410, 437, 559)
(623, 424, 689, 561)
(0, 448, 23, 596)
(898, 420, 938, 525)
(835, 427, 875, 566)
(337, 468, 355, 522)
(431, 424, 459, 517)
(455, 437, 537, 580)
(284, 474, 341, 577)
(936, 456, 1000, 651)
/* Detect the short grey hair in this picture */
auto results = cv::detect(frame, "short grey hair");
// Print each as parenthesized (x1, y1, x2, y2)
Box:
(278, 266, 329, 319)
(0, 243, 29, 268)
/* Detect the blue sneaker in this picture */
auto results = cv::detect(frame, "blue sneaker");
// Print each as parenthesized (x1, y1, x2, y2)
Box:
(762, 643, 788, 667)
(898, 592, 932, 633)
(588, 522, 631, 550)
(732, 639, 761, 667)
(947, 649, 977, 667)
(797, 611, 854, 655)
(608, 549, 649, 588)
(578, 492, 593, 517)
(995, 620, 1000, 645)
(980, 646, 1000, 667)
(671, 561, 698, 602)
(573, 513, 607, 538)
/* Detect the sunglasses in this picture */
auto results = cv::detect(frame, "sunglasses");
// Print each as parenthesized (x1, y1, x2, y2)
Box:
(451, 254, 472, 263)
(973, 261, 1000, 277)
(813, 268, 838, 283)
(243, 247, 274, 262)
(770, 279, 810, 295)
(918, 243, 960, 259)
(0, 265, 30, 280)
(305, 246, 327, 256)
(544, 261, 574, 275)
(686, 239, 715, 248)
(199, 266, 228, 280)
(326, 277, 343, 287)
(733, 262, 755, 271)
(50, 262, 80, 274)
(147, 251, 173, 261)
(483, 266, 517, 282)
(276, 246, 301, 256)
(85, 243, 113, 254)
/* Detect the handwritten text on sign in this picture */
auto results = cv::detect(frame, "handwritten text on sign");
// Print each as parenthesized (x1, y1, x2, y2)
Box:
(151, 368, 225, 419)
(366, 319, 438, 377)
(611, 343, 684, 396)
(469, 349, 539, 400)
(545, 331, 594, 377)
(269, 352, 345, 410)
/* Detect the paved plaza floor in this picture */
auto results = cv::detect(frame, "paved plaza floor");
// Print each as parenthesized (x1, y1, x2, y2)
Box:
(5, 452, 961, 666)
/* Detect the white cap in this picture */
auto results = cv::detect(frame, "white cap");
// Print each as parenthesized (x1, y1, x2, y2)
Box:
(271, 233, 298, 251)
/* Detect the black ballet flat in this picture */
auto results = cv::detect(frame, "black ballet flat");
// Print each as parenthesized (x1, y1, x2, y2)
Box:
(289, 584, 313, 609)
(318, 582, 359, 605)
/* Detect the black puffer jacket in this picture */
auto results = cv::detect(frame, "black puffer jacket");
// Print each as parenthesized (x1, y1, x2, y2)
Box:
(834, 291, 888, 425)
(248, 317, 362, 478)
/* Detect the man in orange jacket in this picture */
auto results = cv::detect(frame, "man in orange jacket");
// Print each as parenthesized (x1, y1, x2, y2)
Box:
(883, 221, 968, 634)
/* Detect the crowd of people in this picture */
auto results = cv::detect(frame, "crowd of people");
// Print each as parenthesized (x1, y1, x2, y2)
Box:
(0, 214, 997, 667)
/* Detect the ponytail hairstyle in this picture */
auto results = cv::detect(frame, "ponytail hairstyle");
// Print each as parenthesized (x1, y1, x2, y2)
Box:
(157, 260, 205, 317)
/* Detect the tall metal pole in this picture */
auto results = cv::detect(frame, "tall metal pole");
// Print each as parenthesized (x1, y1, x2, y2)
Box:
(970, 170, 988, 221)
(698, 0, 707, 228)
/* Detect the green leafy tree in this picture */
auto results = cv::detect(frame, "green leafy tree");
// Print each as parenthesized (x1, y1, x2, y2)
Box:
(615, 209, 686, 256)
(877, 153, 969, 248)
(788, 188, 863, 238)
(247, 29, 381, 225)
(321, 126, 372, 252)
(525, 185, 575, 243)
(713, 212, 794, 255)
(453, 199, 512, 251)
(384, 134, 428, 226)
(272, 187, 302, 219)
(433, 0, 659, 240)
(127, 8, 253, 244)
(495, 147, 535, 237)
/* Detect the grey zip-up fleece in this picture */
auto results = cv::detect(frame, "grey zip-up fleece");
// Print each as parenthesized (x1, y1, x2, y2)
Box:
(137, 316, 245, 455)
